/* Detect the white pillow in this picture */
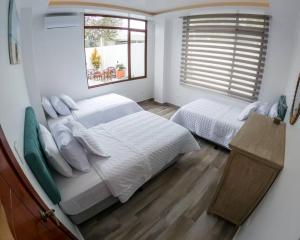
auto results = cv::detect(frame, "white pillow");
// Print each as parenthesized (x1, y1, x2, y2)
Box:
(256, 102, 271, 116)
(68, 121, 109, 158)
(238, 101, 260, 121)
(51, 124, 90, 172)
(38, 124, 73, 177)
(50, 96, 71, 116)
(42, 97, 58, 119)
(60, 94, 79, 110)
(268, 103, 279, 118)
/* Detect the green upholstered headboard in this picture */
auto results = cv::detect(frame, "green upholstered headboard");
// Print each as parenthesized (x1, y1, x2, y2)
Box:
(278, 95, 288, 121)
(23, 107, 61, 204)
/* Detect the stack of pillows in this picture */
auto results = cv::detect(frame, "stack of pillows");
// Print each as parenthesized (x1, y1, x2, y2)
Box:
(238, 95, 288, 121)
(39, 95, 109, 178)
(41, 94, 79, 118)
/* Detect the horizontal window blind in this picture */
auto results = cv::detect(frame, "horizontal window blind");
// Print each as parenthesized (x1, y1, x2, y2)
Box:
(181, 14, 270, 101)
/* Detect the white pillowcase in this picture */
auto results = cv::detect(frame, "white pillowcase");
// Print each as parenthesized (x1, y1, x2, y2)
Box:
(68, 121, 109, 157)
(38, 124, 73, 177)
(238, 101, 260, 121)
(268, 103, 279, 118)
(51, 123, 90, 172)
(42, 97, 58, 119)
(50, 96, 72, 116)
(256, 102, 271, 116)
(60, 94, 79, 110)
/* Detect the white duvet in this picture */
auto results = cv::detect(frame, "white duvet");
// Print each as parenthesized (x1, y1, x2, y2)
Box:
(171, 99, 245, 148)
(48, 93, 143, 130)
(88, 111, 200, 203)
(73, 93, 143, 127)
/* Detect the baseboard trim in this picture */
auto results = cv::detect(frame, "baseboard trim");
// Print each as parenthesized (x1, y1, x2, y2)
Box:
(138, 99, 179, 108)
(138, 98, 154, 104)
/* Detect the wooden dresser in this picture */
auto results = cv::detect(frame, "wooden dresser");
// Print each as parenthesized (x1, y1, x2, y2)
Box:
(209, 113, 286, 225)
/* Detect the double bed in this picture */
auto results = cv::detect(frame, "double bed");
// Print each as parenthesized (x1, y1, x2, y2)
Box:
(24, 100, 200, 224)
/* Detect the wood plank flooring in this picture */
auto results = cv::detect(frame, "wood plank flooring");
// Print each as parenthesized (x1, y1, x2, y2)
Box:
(79, 100, 238, 240)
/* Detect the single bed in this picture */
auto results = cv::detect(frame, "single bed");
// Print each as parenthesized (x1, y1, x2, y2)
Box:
(47, 93, 143, 129)
(24, 107, 200, 224)
(171, 99, 245, 148)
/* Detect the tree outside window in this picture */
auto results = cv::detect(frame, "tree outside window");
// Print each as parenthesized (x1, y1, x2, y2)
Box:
(84, 15, 147, 88)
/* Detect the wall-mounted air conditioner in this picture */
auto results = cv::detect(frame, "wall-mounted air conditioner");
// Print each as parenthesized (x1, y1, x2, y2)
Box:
(45, 13, 81, 29)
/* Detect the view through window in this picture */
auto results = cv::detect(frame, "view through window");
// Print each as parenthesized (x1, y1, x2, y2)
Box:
(84, 15, 147, 87)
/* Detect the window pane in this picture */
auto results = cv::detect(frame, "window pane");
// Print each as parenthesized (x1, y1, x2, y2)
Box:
(130, 19, 146, 30)
(85, 29, 128, 86)
(130, 31, 146, 78)
(85, 16, 128, 28)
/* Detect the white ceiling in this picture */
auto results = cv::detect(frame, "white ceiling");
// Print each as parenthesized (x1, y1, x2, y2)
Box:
(17, 0, 48, 14)
(49, 0, 269, 14)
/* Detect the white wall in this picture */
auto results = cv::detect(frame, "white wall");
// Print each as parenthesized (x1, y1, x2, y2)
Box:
(235, 1, 300, 239)
(154, 4, 297, 108)
(258, 0, 299, 104)
(32, 13, 154, 104)
(0, 1, 83, 239)
(154, 15, 167, 103)
(0, 1, 30, 157)
(285, 20, 300, 125)
(20, 7, 46, 124)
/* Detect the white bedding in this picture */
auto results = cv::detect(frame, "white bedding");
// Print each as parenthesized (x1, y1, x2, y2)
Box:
(89, 111, 200, 203)
(73, 93, 143, 127)
(54, 168, 111, 215)
(170, 99, 244, 148)
(47, 93, 143, 129)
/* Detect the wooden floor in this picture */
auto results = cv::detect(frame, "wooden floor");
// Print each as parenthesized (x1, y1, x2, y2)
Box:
(79, 100, 238, 240)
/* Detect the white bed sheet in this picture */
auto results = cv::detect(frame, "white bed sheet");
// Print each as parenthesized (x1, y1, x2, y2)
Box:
(89, 111, 200, 203)
(54, 168, 111, 215)
(73, 93, 143, 128)
(170, 99, 245, 148)
(47, 93, 143, 130)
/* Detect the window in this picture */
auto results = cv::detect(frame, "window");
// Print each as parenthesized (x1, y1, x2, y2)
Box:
(84, 15, 147, 88)
(181, 14, 270, 101)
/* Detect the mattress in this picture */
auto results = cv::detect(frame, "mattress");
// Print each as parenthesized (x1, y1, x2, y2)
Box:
(47, 93, 143, 130)
(53, 168, 111, 215)
(170, 99, 245, 148)
(72, 93, 143, 128)
(89, 111, 200, 202)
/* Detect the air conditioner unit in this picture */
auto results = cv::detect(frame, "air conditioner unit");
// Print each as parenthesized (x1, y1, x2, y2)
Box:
(45, 13, 81, 29)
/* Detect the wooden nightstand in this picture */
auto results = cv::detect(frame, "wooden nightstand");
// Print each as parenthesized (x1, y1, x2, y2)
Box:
(209, 113, 286, 225)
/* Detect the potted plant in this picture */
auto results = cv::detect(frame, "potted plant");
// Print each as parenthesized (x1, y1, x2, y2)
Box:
(90, 48, 101, 70)
(116, 62, 126, 79)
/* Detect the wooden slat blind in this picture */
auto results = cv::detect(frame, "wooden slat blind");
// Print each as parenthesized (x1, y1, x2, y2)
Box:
(181, 14, 270, 101)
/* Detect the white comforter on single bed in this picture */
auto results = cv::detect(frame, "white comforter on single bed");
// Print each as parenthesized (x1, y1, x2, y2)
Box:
(88, 111, 200, 203)
(73, 93, 143, 127)
(48, 93, 143, 130)
(171, 99, 245, 148)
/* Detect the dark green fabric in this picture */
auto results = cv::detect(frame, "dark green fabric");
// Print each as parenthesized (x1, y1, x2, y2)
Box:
(278, 95, 288, 121)
(23, 107, 61, 204)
